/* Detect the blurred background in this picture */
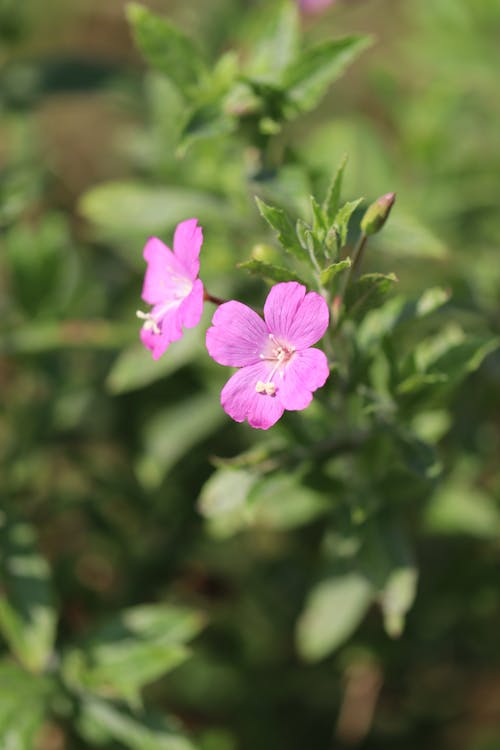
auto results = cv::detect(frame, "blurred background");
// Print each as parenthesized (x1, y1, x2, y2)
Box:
(1, 0, 500, 748)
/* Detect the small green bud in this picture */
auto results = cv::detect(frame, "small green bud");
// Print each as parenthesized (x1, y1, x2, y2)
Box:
(360, 192, 396, 236)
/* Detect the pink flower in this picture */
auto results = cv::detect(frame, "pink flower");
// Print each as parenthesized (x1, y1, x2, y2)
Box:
(137, 219, 204, 360)
(298, 0, 336, 13)
(206, 282, 330, 430)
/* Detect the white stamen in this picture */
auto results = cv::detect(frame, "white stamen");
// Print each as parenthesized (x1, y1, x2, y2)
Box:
(255, 380, 276, 396)
(136, 310, 161, 335)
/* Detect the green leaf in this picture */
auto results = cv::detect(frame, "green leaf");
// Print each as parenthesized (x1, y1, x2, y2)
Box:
(0, 521, 57, 672)
(429, 336, 500, 384)
(255, 196, 308, 262)
(63, 604, 205, 706)
(334, 198, 363, 247)
(5, 213, 78, 317)
(319, 258, 351, 286)
(249, 474, 330, 530)
(296, 573, 373, 661)
(283, 36, 371, 116)
(136, 392, 226, 490)
(357, 286, 451, 351)
(244, 1, 299, 84)
(345, 272, 398, 319)
(323, 154, 348, 221)
(373, 211, 449, 259)
(180, 102, 236, 152)
(106, 326, 202, 395)
(425, 460, 500, 539)
(126, 3, 205, 92)
(79, 181, 225, 240)
(0, 661, 52, 748)
(198, 468, 258, 538)
(237, 259, 307, 285)
(78, 697, 198, 750)
(359, 519, 418, 639)
(310, 195, 327, 239)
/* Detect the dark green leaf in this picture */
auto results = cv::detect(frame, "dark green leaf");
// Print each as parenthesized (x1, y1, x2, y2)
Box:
(237, 259, 307, 285)
(126, 3, 205, 92)
(345, 272, 398, 319)
(0, 521, 56, 672)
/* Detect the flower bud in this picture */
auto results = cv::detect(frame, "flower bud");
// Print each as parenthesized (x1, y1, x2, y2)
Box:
(360, 192, 396, 236)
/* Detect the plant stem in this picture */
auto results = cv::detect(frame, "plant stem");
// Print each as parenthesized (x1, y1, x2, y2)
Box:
(203, 290, 226, 306)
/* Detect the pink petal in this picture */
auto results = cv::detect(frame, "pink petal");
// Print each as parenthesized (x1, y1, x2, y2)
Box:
(276, 348, 330, 410)
(178, 279, 204, 329)
(140, 306, 183, 360)
(173, 218, 203, 279)
(206, 301, 269, 367)
(264, 282, 329, 350)
(221, 362, 285, 430)
(142, 237, 191, 306)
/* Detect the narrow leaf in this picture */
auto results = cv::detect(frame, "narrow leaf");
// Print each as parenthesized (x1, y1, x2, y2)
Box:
(334, 197, 363, 247)
(345, 272, 398, 319)
(255, 196, 308, 261)
(323, 154, 348, 220)
(283, 35, 371, 116)
(126, 3, 205, 92)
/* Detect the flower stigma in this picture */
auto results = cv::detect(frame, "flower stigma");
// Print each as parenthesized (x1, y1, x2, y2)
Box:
(255, 334, 296, 396)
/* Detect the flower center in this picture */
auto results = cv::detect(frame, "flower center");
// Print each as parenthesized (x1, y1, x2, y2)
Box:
(255, 334, 295, 396)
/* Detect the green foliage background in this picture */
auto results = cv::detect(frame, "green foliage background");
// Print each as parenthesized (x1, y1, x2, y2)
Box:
(1, 1, 500, 749)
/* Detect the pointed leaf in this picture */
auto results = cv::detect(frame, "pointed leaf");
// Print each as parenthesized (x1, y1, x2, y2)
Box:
(126, 3, 205, 92)
(319, 258, 351, 286)
(237, 259, 307, 285)
(63, 604, 205, 705)
(255, 196, 308, 261)
(334, 198, 363, 247)
(345, 272, 398, 319)
(323, 154, 348, 220)
(283, 36, 371, 116)
(245, 1, 299, 84)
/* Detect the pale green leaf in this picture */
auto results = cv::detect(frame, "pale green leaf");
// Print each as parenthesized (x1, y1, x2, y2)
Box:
(283, 36, 371, 116)
(126, 3, 205, 92)
(106, 326, 202, 395)
(255, 196, 308, 261)
(63, 604, 205, 705)
(136, 392, 226, 490)
(296, 573, 372, 661)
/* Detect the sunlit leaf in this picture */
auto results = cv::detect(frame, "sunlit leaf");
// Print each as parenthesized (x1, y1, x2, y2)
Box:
(136, 392, 226, 490)
(63, 604, 205, 706)
(78, 696, 198, 750)
(0, 661, 52, 748)
(296, 573, 373, 661)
